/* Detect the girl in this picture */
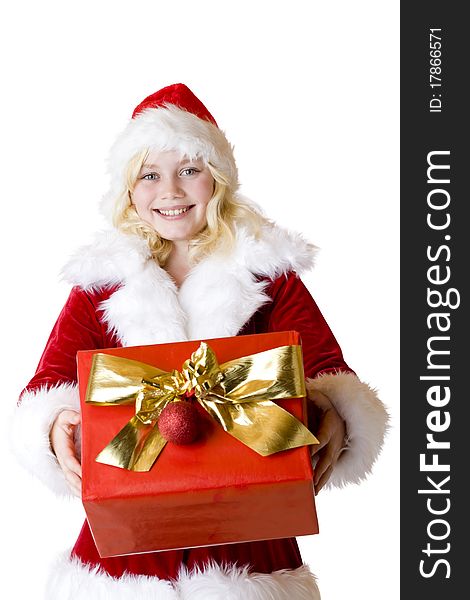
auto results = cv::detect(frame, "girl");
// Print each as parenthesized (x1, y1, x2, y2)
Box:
(12, 83, 388, 599)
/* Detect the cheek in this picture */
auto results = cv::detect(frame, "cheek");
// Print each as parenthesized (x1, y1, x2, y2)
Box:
(131, 186, 152, 215)
(194, 176, 215, 205)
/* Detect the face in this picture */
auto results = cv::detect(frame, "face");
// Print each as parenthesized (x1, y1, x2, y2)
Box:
(131, 149, 215, 245)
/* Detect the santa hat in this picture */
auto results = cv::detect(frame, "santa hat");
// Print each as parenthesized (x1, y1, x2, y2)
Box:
(101, 83, 238, 222)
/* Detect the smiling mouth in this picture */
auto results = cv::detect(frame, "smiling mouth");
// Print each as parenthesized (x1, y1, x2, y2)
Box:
(154, 205, 195, 217)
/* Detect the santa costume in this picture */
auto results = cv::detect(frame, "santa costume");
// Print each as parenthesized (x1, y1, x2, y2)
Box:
(12, 84, 388, 599)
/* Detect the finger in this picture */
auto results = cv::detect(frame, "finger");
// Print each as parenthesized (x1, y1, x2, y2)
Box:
(314, 444, 336, 484)
(65, 470, 82, 497)
(56, 410, 81, 431)
(64, 455, 82, 478)
(55, 439, 80, 469)
(69, 412, 81, 424)
(62, 411, 81, 426)
(313, 450, 333, 487)
(310, 422, 332, 455)
(310, 407, 341, 455)
(53, 425, 81, 468)
(310, 439, 327, 455)
(55, 440, 81, 477)
(315, 465, 334, 493)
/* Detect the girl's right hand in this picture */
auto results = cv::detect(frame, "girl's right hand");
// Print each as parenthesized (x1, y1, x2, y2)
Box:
(50, 410, 82, 497)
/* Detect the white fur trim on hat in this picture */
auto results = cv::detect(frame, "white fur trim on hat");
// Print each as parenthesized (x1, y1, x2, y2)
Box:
(101, 104, 238, 223)
(307, 371, 389, 489)
(10, 383, 80, 497)
(46, 553, 320, 600)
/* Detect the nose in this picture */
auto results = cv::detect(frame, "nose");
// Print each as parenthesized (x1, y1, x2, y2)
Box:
(159, 175, 184, 200)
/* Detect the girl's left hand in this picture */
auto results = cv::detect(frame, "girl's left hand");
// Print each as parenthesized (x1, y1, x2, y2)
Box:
(307, 388, 347, 493)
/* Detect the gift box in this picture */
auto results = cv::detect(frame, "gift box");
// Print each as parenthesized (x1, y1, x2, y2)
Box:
(78, 331, 318, 558)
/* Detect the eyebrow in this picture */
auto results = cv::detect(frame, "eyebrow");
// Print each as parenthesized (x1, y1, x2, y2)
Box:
(141, 158, 203, 170)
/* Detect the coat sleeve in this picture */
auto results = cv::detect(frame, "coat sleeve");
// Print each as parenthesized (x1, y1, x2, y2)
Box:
(10, 286, 108, 497)
(264, 272, 389, 489)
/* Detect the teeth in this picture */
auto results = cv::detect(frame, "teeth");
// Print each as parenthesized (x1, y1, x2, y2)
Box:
(158, 207, 190, 216)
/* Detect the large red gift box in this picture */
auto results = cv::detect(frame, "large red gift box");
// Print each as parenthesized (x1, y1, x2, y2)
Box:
(78, 331, 318, 558)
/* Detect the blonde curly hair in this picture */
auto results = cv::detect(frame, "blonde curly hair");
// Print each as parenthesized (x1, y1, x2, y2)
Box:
(112, 150, 267, 266)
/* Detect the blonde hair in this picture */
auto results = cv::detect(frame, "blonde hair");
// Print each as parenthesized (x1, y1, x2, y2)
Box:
(112, 150, 267, 266)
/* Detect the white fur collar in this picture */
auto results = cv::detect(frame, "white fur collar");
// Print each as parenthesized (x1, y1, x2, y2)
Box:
(62, 223, 315, 346)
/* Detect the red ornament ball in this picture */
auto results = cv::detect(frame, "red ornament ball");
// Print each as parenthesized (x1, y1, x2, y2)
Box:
(158, 401, 200, 445)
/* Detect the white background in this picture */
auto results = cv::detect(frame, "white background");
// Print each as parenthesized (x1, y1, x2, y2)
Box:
(0, 1, 399, 597)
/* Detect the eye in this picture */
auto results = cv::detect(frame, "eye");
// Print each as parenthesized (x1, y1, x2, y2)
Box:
(180, 167, 199, 176)
(141, 172, 159, 181)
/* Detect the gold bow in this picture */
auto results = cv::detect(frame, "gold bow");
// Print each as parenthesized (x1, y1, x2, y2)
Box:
(85, 342, 319, 471)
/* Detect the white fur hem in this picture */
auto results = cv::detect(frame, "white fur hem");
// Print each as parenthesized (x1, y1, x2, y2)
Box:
(47, 553, 177, 599)
(10, 383, 80, 497)
(176, 562, 320, 599)
(47, 553, 320, 600)
(307, 371, 389, 488)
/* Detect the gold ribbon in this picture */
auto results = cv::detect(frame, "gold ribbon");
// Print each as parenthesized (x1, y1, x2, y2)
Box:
(85, 343, 319, 471)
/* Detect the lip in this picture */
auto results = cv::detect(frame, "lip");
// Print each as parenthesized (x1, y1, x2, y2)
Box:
(156, 204, 193, 211)
(153, 204, 195, 220)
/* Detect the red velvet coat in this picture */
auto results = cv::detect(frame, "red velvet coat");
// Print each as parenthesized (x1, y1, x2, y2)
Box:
(27, 273, 348, 578)
(14, 226, 388, 599)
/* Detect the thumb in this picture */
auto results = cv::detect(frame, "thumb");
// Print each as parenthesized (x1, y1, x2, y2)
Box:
(67, 411, 81, 426)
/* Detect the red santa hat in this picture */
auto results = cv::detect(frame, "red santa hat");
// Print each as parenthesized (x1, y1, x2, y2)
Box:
(101, 83, 238, 221)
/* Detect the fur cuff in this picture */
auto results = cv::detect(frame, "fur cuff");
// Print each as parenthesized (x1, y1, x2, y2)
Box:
(47, 553, 320, 600)
(307, 371, 389, 488)
(10, 383, 80, 497)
